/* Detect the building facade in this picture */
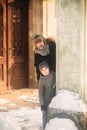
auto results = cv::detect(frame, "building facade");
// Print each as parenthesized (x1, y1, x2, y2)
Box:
(0, 0, 87, 101)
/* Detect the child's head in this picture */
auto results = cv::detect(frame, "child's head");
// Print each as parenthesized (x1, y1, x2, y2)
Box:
(39, 62, 50, 76)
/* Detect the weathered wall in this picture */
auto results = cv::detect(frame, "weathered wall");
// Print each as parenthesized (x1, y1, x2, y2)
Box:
(85, 0, 87, 102)
(56, 0, 85, 98)
(28, 0, 43, 88)
(43, 0, 56, 38)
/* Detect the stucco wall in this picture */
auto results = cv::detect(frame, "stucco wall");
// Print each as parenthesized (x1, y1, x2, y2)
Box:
(56, 0, 85, 98)
(43, 0, 56, 38)
(28, 0, 43, 88)
(85, 0, 87, 101)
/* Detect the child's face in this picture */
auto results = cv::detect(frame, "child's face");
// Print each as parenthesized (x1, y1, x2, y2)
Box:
(35, 40, 45, 50)
(40, 67, 50, 76)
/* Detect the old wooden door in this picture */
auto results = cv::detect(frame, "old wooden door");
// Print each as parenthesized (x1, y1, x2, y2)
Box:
(8, 0, 28, 89)
(0, 1, 7, 91)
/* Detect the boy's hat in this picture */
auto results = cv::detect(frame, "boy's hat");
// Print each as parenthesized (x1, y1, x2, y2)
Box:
(39, 62, 49, 71)
(34, 34, 44, 43)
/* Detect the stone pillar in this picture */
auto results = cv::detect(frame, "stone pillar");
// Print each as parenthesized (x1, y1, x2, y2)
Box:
(85, 0, 87, 101)
(56, 0, 85, 98)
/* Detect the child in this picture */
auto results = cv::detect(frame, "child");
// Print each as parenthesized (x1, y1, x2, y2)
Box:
(38, 61, 56, 130)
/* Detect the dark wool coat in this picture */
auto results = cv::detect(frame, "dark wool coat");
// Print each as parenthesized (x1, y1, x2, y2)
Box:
(34, 38, 56, 80)
(38, 71, 56, 110)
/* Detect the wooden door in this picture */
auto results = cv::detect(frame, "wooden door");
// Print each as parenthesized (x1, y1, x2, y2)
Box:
(8, 0, 28, 89)
(0, 1, 7, 91)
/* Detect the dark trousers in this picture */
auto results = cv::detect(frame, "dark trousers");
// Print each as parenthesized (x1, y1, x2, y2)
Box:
(42, 110, 48, 130)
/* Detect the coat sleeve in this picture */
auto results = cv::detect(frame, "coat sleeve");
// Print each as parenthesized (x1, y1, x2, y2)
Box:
(34, 51, 37, 66)
(48, 40, 56, 72)
(34, 52, 40, 80)
(38, 80, 45, 106)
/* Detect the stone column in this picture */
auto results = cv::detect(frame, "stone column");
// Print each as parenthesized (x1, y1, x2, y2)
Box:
(56, 0, 85, 98)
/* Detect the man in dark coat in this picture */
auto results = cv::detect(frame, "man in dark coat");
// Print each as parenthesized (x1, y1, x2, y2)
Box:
(33, 34, 56, 81)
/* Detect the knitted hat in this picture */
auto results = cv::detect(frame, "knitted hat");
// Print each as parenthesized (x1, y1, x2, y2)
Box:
(34, 34, 44, 43)
(39, 62, 49, 71)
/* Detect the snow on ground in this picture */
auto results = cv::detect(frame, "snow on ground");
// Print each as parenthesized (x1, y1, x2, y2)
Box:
(0, 90, 42, 130)
(18, 94, 39, 103)
(49, 89, 87, 112)
(0, 107, 42, 130)
(45, 118, 78, 130)
(0, 89, 86, 130)
(0, 98, 9, 104)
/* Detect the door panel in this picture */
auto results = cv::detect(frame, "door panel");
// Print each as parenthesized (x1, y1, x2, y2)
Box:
(8, 1, 28, 89)
(0, 2, 7, 90)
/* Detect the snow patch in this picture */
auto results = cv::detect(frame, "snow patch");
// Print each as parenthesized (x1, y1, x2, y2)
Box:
(49, 89, 87, 112)
(45, 118, 79, 130)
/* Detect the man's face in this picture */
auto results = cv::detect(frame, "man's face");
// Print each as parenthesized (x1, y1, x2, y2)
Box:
(40, 67, 50, 76)
(35, 40, 45, 49)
